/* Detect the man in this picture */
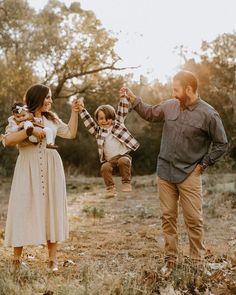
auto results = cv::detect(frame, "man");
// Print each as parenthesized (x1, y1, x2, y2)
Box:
(120, 70, 228, 276)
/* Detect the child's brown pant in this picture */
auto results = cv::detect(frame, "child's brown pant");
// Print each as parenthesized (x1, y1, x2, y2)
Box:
(100, 155, 131, 189)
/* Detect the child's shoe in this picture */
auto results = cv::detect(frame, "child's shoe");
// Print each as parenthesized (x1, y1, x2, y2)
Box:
(105, 186, 117, 198)
(121, 183, 132, 192)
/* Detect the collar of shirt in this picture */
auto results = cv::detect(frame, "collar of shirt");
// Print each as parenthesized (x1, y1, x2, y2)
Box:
(101, 126, 112, 136)
(185, 97, 201, 111)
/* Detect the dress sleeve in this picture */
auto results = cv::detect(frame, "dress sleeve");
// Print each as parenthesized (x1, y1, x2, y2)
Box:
(56, 119, 73, 139)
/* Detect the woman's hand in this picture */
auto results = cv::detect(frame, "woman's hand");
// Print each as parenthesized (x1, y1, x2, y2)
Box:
(72, 98, 84, 113)
(32, 127, 45, 141)
(119, 87, 137, 103)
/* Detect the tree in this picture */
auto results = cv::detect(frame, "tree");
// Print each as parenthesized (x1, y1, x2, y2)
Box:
(31, 0, 137, 100)
(0, 0, 36, 104)
(0, 0, 135, 176)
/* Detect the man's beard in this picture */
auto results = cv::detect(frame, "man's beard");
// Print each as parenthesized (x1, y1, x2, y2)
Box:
(175, 93, 190, 107)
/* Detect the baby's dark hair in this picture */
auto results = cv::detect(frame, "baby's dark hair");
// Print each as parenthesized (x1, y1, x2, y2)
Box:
(11, 102, 28, 114)
(94, 105, 116, 122)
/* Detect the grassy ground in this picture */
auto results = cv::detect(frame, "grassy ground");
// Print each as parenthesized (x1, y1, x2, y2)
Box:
(0, 173, 235, 294)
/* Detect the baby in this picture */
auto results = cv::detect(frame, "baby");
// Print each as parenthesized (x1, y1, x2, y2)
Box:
(8, 102, 58, 149)
(78, 96, 139, 198)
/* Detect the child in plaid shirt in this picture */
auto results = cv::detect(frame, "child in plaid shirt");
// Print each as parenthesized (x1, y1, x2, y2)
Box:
(78, 96, 139, 198)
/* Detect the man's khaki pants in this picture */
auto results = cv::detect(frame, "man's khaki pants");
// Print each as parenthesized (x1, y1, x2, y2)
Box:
(157, 169, 205, 261)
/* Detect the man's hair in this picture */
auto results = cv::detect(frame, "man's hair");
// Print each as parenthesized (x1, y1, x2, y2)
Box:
(94, 105, 116, 122)
(173, 70, 198, 93)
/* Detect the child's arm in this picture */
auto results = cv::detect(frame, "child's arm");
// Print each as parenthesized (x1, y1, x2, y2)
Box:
(79, 108, 99, 136)
(116, 96, 131, 123)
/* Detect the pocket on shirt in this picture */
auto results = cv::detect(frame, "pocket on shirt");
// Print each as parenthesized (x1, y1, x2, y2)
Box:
(166, 113, 179, 121)
(186, 120, 203, 129)
(183, 120, 206, 139)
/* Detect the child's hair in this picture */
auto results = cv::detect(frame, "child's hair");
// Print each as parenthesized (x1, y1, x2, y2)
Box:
(11, 102, 28, 114)
(94, 105, 116, 122)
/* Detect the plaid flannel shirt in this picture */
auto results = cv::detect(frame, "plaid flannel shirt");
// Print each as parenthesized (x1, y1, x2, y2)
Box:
(80, 97, 140, 163)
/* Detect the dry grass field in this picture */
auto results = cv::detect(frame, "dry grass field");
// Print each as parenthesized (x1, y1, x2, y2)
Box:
(0, 173, 235, 294)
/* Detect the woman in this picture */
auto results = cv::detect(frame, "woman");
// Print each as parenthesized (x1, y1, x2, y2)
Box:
(2, 84, 80, 271)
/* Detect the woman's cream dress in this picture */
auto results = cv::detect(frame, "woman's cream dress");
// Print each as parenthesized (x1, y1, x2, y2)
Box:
(4, 116, 73, 247)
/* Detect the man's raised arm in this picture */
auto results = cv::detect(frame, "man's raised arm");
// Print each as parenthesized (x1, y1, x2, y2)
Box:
(119, 87, 164, 122)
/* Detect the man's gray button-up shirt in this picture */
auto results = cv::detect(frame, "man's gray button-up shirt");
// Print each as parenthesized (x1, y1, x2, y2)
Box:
(133, 97, 228, 183)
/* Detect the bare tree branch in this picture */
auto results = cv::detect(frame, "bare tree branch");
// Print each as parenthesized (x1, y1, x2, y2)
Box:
(65, 64, 139, 80)
(52, 63, 140, 99)
(56, 85, 91, 99)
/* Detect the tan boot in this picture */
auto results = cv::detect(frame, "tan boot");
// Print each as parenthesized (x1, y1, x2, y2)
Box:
(105, 186, 117, 198)
(121, 183, 132, 192)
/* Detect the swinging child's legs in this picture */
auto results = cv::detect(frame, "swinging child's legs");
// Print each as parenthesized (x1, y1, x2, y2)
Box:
(117, 155, 132, 192)
(100, 155, 132, 197)
(101, 161, 115, 188)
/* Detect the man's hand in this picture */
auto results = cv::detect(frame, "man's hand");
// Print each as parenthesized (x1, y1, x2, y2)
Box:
(119, 87, 137, 104)
(193, 164, 205, 176)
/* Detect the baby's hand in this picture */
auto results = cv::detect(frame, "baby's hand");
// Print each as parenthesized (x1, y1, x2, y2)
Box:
(18, 122, 24, 128)
(34, 117, 42, 124)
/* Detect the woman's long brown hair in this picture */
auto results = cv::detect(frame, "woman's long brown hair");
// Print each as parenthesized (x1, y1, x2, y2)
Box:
(24, 84, 58, 122)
